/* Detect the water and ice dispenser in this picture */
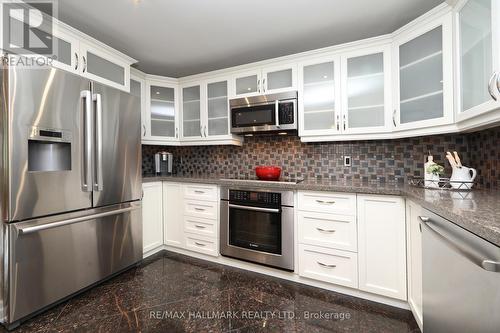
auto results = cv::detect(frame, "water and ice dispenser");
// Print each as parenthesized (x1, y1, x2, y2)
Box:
(28, 126, 71, 172)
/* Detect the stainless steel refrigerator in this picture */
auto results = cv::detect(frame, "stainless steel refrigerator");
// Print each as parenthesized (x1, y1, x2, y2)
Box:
(0, 64, 142, 328)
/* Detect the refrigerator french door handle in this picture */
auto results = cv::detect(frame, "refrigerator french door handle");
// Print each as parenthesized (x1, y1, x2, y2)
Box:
(93, 93, 104, 191)
(81, 90, 93, 192)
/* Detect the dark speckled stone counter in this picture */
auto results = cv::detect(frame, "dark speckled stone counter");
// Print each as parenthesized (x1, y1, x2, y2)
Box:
(143, 174, 500, 247)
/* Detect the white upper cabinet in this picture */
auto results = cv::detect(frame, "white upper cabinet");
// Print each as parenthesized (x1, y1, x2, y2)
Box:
(341, 46, 392, 134)
(79, 41, 132, 92)
(206, 79, 230, 137)
(47, 27, 80, 74)
(181, 84, 203, 139)
(232, 64, 297, 98)
(455, 0, 500, 121)
(146, 80, 179, 142)
(298, 56, 341, 137)
(261, 64, 297, 94)
(233, 70, 262, 98)
(392, 12, 454, 130)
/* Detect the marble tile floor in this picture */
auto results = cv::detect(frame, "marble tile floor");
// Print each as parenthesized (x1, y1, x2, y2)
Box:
(3, 251, 420, 333)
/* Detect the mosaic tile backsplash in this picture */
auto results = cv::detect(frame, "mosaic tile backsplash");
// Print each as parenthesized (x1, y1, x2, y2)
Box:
(142, 126, 500, 188)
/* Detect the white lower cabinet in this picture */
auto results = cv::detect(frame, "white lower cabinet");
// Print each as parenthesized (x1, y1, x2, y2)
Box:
(142, 182, 164, 253)
(406, 200, 423, 330)
(297, 211, 357, 252)
(185, 233, 218, 257)
(357, 195, 407, 300)
(299, 244, 358, 288)
(163, 182, 184, 248)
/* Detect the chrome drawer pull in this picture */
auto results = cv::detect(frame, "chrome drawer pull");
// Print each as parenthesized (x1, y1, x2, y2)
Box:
(194, 190, 206, 194)
(194, 224, 206, 229)
(194, 207, 206, 211)
(316, 228, 336, 233)
(316, 200, 335, 205)
(317, 262, 336, 268)
(194, 242, 206, 247)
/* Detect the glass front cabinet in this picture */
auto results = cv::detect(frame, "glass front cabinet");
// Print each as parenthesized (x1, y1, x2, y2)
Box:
(232, 64, 297, 98)
(455, 0, 500, 121)
(298, 56, 341, 137)
(392, 13, 454, 130)
(145, 80, 179, 142)
(341, 46, 392, 134)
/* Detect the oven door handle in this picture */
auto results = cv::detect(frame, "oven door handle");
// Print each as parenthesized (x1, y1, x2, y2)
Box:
(228, 204, 280, 213)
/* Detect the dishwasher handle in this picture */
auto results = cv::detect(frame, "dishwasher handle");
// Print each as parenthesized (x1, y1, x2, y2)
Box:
(419, 216, 500, 273)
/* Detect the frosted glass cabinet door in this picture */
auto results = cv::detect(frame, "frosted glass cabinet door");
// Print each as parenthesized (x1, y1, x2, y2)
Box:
(150, 85, 176, 138)
(182, 85, 202, 138)
(345, 52, 385, 130)
(207, 80, 229, 136)
(300, 60, 337, 132)
(458, 0, 496, 114)
(234, 72, 260, 97)
(263, 66, 296, 93)
(398, 26, 444, 124)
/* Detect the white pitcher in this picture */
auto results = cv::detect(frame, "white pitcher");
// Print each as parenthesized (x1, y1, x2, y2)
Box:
(450, 166, 477, 189)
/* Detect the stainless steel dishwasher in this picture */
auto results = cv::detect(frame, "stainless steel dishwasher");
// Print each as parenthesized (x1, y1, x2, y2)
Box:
(419, 209, 500, 333)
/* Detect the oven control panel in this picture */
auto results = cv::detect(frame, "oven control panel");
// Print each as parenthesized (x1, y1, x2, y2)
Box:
(229, 190, 281, 206)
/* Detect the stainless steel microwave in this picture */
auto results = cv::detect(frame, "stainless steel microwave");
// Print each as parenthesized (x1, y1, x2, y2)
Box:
(229, 91, 297, 134)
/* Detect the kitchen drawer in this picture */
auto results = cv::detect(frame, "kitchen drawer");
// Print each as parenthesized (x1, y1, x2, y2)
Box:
(298, 191, 356, 216)
(184, 184, 218, 202)
(184, 200, 218, 220)
(298, 211, 357, 252)
(298, 244, 358, 288)
(184, 216, 216, 237)
(185, 233, 218, 257)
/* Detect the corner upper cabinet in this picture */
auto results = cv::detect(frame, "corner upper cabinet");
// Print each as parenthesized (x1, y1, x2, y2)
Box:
(341, 45, 392, 134)
(455, 0, 500, 122)
(392, 12, 454, 131)
(181, 84, 203, 140)
(145, 79, 179, 143)
(298, 56, 341, 137)
(232, 64, 297, 98)
(79, 41, 133, 92)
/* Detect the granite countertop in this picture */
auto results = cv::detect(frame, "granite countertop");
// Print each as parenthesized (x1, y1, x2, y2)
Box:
(143, 174, 500, 247)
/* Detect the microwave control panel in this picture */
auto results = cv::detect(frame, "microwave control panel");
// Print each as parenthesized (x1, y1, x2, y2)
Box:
(278, 102, 295, 125)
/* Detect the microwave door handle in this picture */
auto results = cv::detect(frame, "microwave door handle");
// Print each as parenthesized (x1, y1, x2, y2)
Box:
(228, 203, 280, 213)
(93, 93, 103, 191)
(275, 100, 280, 128)
(81, 90, 92, 192)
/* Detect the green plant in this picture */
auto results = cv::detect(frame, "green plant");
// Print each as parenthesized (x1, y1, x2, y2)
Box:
(426, 164, 444, 176)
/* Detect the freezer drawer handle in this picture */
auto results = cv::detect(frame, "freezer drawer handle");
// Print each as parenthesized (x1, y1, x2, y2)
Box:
(419, 216, 500, 273)
(17, 205, 139, 235)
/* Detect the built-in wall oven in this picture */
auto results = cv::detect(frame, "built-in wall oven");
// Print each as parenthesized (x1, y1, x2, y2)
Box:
(220, 186, 294, 271)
